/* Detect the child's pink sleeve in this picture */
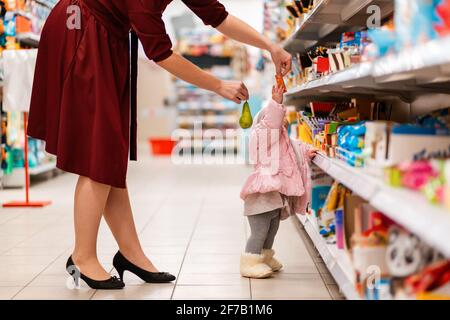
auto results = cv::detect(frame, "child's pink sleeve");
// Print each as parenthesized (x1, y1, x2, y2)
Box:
(259, 100, 286, 129)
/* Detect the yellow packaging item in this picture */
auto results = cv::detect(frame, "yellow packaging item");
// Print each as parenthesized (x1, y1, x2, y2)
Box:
(417, 293, 450, 300)
(326, 183, 340, 212)
(298, 123, 313, 144)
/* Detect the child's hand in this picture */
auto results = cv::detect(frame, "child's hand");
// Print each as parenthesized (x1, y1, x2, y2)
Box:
(272, 85, 284, 104)
(308, 148, 318, 160)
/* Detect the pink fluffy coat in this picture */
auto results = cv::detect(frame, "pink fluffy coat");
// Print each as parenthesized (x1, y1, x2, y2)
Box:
(240, 99, 312, 219)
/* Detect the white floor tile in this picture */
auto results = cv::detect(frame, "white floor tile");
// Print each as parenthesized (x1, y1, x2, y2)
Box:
(0, 287, 22, 299)
(13, 286, 95, 300)
(92, 284, 174, 300)
(172, 285, 250, 300)
(251, 276, 330, 300)
(177, 274, 248, 286)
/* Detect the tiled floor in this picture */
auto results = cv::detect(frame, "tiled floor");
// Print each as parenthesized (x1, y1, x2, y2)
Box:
(0, 156, 343, 300)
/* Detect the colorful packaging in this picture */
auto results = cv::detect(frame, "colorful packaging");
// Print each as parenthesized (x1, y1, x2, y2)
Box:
(445, 161, 450, 209)
(311, 185, 332, 216)
(335, 209, 344, 249)
(436, 0, 450, 35)
(395, 0, 441, 51)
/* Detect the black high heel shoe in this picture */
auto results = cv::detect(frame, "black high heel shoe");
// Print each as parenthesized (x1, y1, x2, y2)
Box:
(66, 256, 125, 290)
(113, 251, 176, 283)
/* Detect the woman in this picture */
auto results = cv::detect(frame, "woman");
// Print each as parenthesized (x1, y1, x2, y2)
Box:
(28, 0, 292, 290)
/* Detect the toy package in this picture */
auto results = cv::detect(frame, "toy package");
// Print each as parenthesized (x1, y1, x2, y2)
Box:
(436, 0, 450, 35)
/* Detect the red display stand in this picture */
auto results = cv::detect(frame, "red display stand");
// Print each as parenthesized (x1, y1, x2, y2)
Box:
(3, 112, 52, 208)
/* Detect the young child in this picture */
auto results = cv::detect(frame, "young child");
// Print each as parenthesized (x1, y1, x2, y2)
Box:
(240, 84, 316, 279)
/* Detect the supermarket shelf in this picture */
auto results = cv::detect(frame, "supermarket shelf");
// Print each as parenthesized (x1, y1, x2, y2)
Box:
(29, 162, 57, 176)
(283, 0, 394, 53)
(297, 214, 360, 300)
(286, 37, 450, 102)
(16, 33, 40, 47)
(311, 152, 450, 257)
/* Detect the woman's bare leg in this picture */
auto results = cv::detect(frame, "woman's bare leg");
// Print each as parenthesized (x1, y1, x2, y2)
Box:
(72, 176, 112, 280)
(103, 186, 159, 272)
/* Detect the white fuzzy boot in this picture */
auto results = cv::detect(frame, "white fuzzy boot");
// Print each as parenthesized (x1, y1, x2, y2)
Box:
(240, 253, 273, 279)
(262, 249, 283, 272)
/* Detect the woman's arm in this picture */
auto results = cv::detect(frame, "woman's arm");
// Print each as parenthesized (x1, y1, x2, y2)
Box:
(157, 53, 249, 104)
(216, 15, 292, 76)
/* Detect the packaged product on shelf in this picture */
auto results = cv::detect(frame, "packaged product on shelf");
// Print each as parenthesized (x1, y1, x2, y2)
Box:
(395, 0, 446, 51)
(335, 208, 344, 249)
(445, 160, 450, 209)
(365, 109, 450, 170)
(352, 211, 392, 299)
(436, 0, 450, 36)
(310, 185, 331, 217)
(317, 182, 351, 243)
(336, 122, 366, 167)
(386, 225, 445, 299)
(367, 20, 396, 58)
(405, 261, 450, 299)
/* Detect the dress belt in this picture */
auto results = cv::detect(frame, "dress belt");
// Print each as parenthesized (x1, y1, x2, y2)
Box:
(81, 0, 138, 161)
(129, 32, 138, 161)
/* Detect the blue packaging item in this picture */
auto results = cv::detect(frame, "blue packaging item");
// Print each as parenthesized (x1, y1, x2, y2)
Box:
(368, 28, 396, 57)
(338, 122, 366, 136)
(410, 0, 441, 45)
(395, 0, 442, 51)
(337, 123, 366, 149)
(339, 133, 365, 150)
(4, 12, 16, 37)
(340, 31, 361, 49)
(391, 124, 436, 135)
(311, 185, 332, 216)
(365, 279, 392, 300)
(335, 209, 344, 249)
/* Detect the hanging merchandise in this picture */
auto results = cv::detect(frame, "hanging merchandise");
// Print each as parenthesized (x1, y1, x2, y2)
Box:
(2, 49, 37, 112)
(1, 1, 57, 188)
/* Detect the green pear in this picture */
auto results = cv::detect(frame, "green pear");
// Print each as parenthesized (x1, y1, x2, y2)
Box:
(239, 101, 253, 129)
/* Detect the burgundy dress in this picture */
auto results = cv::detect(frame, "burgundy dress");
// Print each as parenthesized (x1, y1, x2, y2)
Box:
(27, 0, 228, 188)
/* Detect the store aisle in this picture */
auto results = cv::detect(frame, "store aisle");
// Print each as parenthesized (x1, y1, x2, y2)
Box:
(0, 156, 339, 300)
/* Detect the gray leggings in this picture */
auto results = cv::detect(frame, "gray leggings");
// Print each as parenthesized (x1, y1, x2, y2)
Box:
(245, 209, 281, 254)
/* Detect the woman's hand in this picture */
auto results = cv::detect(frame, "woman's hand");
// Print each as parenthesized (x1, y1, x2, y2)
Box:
(157, 54, 249, 104)
(215, 80, 249, 104)
(216, 16, 292, 76)
(270, 45, 292, 76)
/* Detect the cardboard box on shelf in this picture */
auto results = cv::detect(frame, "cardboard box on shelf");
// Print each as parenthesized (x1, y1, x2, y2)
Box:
(365, 121, 450, 169)
(343, 194, 366, 251)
